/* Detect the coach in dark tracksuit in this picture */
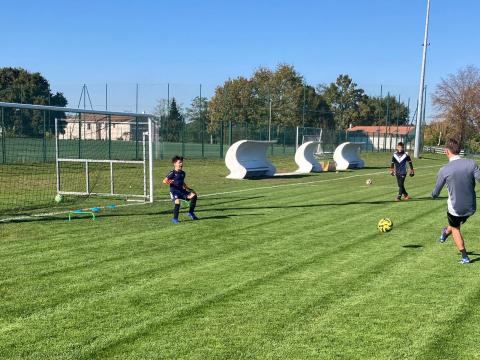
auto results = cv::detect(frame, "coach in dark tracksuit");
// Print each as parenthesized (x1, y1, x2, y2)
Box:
(390, 142, 415, 201)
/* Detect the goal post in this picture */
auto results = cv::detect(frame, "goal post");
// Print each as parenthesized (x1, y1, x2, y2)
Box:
(296, 126, 324, 155)
(55, 115, 156, 203)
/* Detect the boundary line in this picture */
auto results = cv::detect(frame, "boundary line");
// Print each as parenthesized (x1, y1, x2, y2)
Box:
(0, 164, 443, 223)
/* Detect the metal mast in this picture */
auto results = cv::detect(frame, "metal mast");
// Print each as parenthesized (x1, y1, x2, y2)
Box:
(414, 0, 431, 158)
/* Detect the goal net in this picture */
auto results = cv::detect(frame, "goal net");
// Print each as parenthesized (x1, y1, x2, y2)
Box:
(0, 102, 158, 220)
(55, 114, 155, 202)
(296, 127, 324, 155)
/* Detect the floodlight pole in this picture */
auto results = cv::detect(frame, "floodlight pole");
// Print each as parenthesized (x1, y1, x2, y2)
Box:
(414, 0, 431, 158)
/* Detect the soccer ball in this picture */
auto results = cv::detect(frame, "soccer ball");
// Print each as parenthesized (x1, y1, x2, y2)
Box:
(378, 218, 393, 233)
(54, 194, 63, 203)
(366, 179, 373, 185)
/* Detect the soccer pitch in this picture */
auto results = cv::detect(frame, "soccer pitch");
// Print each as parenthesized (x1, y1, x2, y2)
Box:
(1, 153, 480, 359)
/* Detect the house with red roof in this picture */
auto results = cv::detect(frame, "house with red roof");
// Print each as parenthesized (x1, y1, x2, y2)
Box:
(346, 125, 415, 151)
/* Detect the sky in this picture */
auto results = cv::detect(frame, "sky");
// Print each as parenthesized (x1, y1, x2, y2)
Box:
(2, 0, 479, 119)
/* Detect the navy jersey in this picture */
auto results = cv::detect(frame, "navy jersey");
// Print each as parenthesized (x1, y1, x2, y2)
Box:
(391, 152, 413, 175)
(166, 170, 186, 191)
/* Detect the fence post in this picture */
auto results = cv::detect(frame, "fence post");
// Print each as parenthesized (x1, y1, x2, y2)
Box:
(1, 108, 5, 163)
(108, 115, 112, 160)
(201, 118, 205, 158)
(220, 120, 224, 158)
(271, 126, 274, 156)
(135, 117, 139, 160)
(158, 116, 163, 160)
(181, 119, 185, 157)
(43, 110, 47, 162)
(283, 128, 286, 154)
(78, 113, 82, 158)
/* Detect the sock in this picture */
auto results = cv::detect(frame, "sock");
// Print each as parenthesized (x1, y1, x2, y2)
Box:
(189, 196, 197, 213)
(460, 249, 468, 259)
(173, 203, 180, 220)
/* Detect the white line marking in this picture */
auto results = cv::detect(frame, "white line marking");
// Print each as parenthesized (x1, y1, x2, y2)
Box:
(0, 164, 443, 223)
(197, 164, 442, 198)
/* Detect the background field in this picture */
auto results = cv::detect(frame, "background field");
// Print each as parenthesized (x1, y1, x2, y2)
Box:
(1, 153, 480, 359)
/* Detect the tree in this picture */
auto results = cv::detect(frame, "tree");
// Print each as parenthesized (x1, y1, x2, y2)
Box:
(423, 119, 451, 146)
(359, 95, 410, 126)
(0, 67, 67, 137)
(153, 99, 169, 119)
(432, 65, 480, 146)
(209, 64, 331, 132)
(299, 85, 334, 128)
(208, 76, 255, 132)
(165, 98, 184, 142)
(318, 74, 367, 129)
(184, 96, 209, 142)
(253, 64, 305, 127)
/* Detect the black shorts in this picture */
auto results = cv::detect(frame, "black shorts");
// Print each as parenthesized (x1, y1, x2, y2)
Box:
(170, 189, 192, 202)
(447, 212, 470, 228)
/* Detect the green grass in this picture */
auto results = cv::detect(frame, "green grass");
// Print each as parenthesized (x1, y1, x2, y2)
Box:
(2, 153, 480, 359)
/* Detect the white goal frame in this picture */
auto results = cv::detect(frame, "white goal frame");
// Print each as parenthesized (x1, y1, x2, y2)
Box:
(296, 126, 324, 155)
(55, 117, 155, 203)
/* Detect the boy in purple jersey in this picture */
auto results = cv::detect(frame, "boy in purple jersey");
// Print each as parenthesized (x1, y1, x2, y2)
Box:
(390, 142, 415, 201)
(163, 156, 198, 224)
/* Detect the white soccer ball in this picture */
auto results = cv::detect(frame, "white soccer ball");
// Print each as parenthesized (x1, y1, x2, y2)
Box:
(55, 194, 63, 203)
(366, 179, 373, 185)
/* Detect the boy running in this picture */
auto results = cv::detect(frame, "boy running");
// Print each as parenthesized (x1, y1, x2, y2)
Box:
(390, 142, 415, 201)
(163, 156, 199, 224)
(432, 138, 480, 264)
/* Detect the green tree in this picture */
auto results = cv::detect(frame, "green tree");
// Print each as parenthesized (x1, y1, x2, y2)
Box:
(208, 76, 255, 132)
(185, 96, 209, 142)
(209, 64, 331, 133)
(299, 85, 334, 128)
(358, 95, 410, 126)
(0, 67, 67, 136)
(165, 98, 184, 142)
(318, 74, 366, 129)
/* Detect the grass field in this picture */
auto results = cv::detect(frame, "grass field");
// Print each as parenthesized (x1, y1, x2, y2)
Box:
(2, 153, 480, 359)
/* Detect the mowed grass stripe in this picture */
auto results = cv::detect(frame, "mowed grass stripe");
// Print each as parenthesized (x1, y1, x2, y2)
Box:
(0, 155, 472, 355)
(89, 193, 445, 359)
(0, 175, 405, 331)
(0, 165, 442, 336)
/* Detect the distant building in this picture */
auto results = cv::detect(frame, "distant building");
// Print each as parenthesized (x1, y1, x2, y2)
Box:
(346, 125, 415, 151)
(59, 114, 146, 141)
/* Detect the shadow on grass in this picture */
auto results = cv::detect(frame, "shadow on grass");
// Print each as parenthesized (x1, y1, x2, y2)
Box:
(362, 166, 392, 170)
(196, 213, 264, 220)
(1, 195, 266, 224)
(402, 244, 423, 249)
(201, 196, 434, 212)
(246, 173, 313, 180)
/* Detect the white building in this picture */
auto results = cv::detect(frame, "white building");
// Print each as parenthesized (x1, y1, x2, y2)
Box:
(346, 125, 415, 151)
(59, 114, 144, 141)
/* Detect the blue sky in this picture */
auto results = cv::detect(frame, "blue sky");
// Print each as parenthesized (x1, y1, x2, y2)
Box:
(2, 0, 479, 118)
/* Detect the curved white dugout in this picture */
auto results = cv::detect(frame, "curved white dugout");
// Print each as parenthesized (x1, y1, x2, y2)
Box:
(333, 142, 365, 170)
(225, 140, 277, 179)
(295, 141, 323, 173)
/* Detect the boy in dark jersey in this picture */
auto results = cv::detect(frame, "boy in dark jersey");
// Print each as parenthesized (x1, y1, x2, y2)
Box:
(163, 156, 198, 224)
(390, 142, 415, 201)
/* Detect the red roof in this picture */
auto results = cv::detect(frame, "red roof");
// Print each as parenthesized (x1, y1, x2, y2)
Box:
(346, 125, 413, 135)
